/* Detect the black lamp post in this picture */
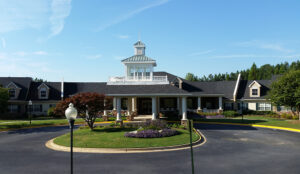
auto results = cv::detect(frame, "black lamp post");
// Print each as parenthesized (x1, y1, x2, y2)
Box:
(65, 103, 78, 174)
(28, 100, 32, 125)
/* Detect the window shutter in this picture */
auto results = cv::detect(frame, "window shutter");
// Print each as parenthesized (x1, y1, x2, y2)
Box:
(40, 105, 43, 112)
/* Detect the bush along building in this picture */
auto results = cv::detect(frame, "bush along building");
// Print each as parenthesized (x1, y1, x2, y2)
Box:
(0, 41, 290, 122)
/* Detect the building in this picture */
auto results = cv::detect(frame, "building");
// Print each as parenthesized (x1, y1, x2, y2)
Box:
(0, 41, 282, 122)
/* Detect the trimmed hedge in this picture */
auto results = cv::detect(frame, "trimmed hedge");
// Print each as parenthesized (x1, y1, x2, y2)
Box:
(223, 110, 239, 117)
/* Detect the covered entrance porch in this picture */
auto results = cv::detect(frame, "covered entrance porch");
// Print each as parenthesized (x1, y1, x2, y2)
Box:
(104, 94, 223, 125)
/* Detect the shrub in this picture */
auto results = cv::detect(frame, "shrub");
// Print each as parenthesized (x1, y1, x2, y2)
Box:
(124, 128, 179, 138)
(47, 107, 55, 117)
(223, 110, 239, 117)
(138, 120, 167, 130)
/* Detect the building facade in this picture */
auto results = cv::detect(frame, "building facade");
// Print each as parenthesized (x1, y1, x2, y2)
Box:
(0, 41, 283, 121)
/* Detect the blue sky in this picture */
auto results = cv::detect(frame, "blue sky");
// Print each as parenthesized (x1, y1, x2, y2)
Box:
(0, 0, 299, 82)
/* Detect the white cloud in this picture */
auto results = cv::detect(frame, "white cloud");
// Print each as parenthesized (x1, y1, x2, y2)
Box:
(49, 0, 72, 37)
(1, 38, 6, 48)
(0, 52, 57, 77)
(13, 51, 27, 57)
(189, 49, 215, 56)
(85, 54, 102, 60)
(117, 35, 130, 39)
(236, 40, 293, 53)
(33, 51, 48, 55)
(0, 0, 49, 33)
(0, 0, 72, 37)
(96, 0, 170, 31)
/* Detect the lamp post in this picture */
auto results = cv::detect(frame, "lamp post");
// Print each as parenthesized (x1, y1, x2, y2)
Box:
(65, 103, 78, 174)
(28, 100, 32, 125)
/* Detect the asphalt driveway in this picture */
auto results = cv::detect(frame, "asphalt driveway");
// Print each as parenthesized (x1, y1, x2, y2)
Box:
(0, 123, 300, 174)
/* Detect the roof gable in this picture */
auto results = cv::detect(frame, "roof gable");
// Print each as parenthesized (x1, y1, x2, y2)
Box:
(38, 83, 50, 90)
(6, 82, 21, 89)
(248, 80, 261, 88)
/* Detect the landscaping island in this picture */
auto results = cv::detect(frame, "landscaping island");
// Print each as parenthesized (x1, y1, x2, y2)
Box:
(54, 126, 200, 148)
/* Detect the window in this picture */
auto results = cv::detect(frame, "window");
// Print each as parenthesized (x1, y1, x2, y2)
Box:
(224, 103, 233, 110)
(9, 89, 16, 98)
(7, 105, 19, 113)
(242, 102, 248, 110)
(257, 103, 271, 111)
(40, 87, 47, 98)
(252, 89, 258, 96)
(33, 104, 42, 112)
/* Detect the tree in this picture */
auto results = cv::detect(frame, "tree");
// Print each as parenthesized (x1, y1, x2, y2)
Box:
(248, 63, 257, 80)
(0, 87, 9, 113)
(54, 92, 111, 130)
(185, 73, 199, 81)
(33, 78, 47, 82)
(268, 70, 300, 119)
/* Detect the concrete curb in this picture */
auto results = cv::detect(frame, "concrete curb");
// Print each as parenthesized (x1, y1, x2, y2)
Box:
(45, 129, 206, 154)
(194, 121, 300, 133)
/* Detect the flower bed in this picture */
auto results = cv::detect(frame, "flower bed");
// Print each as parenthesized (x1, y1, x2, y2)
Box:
(124, 128, 179, 138)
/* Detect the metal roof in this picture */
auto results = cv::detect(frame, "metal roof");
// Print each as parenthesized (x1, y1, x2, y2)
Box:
(121, 55, 156, 63)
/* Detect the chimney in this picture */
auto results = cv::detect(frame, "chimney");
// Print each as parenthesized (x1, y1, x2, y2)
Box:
(233, 73, 241, 102)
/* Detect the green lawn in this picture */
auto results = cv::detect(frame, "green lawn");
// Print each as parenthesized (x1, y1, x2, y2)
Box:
(194, 115, 300, 130)
(0, 118, 105, 130)
(54, 127, 200, 148)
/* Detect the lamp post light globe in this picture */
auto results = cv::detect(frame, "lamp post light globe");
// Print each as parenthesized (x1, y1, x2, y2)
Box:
(65, 103, 78, 121)
(28, 100, 33, 125)
(65, 103, 77, 174)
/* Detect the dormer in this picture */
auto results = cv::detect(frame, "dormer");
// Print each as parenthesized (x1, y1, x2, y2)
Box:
(38, 83, 50, 99)
(6, 82, 21, 99)
(249, 81, 261, 97)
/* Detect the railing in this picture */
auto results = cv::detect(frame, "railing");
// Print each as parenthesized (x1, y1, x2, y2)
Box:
(107, 75, 169, 85)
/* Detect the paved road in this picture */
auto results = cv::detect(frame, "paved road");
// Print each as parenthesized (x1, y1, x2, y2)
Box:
(0, 124, 300, 174)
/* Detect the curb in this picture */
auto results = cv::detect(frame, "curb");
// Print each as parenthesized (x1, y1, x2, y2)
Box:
(45, 129, 206, 154)
(194, 121, 300, 133)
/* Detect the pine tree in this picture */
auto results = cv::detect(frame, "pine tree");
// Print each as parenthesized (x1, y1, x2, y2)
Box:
(248, 63, 257, 80)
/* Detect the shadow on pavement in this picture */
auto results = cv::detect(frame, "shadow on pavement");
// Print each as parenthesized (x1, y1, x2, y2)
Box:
(5, 125, 80, 135)
(194, 123, 258, 131)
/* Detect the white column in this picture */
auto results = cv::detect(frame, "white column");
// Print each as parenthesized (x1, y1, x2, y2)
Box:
(197, 97, 201, 110)
(113, 97, 117, 110)
(182, 97, 187, 120)
(127, 97, 132, 115)
(152, 97, 157, 120)
(103, 99, 107, 116)
(116, 97, 122, 121)
(219, 96, 223, 110)
(132, 97, 136, 112)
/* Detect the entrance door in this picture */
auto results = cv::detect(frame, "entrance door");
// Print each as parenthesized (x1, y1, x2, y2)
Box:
(137, 98, 152, 115)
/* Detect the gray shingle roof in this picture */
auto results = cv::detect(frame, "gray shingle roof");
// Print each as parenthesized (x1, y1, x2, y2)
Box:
(183, 81, 237, 99)
(237, 80, 272, 100)
(62, 82, 189, 97)
(121, 55, 155, 63)
(27, 82, 62, 101)
(0, 77, 32, 100)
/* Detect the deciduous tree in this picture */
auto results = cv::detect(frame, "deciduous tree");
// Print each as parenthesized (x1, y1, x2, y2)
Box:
(54, 92, 111, 130)
(268, 70, 300, 119)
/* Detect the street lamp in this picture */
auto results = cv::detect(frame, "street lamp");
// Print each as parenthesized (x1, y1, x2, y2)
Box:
(65, 103, 78, 174)
(28, 100, 32, 125)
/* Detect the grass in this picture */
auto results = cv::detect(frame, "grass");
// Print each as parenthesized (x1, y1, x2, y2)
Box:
(0, 118, 107, 131)
(54, 127, 200, 148)
(0, 115, 125, 131)
(194, 115, 300, 130)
